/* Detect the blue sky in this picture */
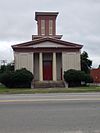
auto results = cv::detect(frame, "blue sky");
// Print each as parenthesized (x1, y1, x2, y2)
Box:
(0, 0, 100, 67)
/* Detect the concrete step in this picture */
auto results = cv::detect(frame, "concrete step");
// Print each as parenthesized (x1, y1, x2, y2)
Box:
(32, 81, 65, 88)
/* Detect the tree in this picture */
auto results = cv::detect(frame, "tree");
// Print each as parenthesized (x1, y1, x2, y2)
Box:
(98, 65, 100, 68)
(64, 69, 93, 87)
(81, 51, 92, 74)
(0, 62, 14, 73)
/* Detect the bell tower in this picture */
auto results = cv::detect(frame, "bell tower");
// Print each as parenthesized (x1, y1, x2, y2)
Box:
(32, 12, 62, 40)
(35, 12, 58, 36)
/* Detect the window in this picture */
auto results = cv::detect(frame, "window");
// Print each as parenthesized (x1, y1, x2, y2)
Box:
(41, 20, 45, 35)
(49, 20, 53, 35)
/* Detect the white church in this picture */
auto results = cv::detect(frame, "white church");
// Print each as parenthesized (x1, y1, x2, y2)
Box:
(12, 12, 83, 88)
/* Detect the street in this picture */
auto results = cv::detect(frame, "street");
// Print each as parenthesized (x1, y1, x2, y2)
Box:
(0, 93, 100, 133)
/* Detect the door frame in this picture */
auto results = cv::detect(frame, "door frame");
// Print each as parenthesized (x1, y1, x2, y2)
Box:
(43, 60, 52, 80)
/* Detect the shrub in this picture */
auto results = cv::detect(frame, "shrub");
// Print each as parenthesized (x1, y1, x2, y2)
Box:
(64, 69, 92, 87)
(0, 68, 33, 88)
(84, 73, 93, 84)
(0, 71, 14, 88)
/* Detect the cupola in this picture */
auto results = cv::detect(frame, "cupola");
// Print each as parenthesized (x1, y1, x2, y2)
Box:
(35, 12, 59, 36)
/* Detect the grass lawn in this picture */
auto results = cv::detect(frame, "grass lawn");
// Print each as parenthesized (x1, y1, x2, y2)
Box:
(0, 85, 100, 94)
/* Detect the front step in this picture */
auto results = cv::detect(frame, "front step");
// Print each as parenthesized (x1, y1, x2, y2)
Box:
(32, 81, 65, 88)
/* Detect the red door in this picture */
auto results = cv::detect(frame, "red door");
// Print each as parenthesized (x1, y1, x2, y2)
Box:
(43, 61, 52, 80)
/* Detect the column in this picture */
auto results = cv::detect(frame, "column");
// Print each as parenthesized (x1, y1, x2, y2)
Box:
(53, 52, 57, 81)
(39, 52, 43, 81)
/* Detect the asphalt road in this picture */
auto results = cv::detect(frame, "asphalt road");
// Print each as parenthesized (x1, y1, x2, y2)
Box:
(0, 93, 100, 133)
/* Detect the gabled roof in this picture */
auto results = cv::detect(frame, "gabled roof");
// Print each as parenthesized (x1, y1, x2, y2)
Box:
(12, 36, 83, 50)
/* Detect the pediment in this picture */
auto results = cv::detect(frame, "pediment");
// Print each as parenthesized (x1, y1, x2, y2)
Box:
(12, 37, 83, 50)
(28, 41, 67, 48)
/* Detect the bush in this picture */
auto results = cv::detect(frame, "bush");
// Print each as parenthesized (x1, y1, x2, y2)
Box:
(0, 68, 33, 88)
(83, 73, 93, 84)
(0, 71, 14, 88)
(64, 69, 92, 87)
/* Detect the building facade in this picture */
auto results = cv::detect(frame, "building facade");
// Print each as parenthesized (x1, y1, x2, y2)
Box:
(90, 68, 100, 83)
(12, 12, 83, 87)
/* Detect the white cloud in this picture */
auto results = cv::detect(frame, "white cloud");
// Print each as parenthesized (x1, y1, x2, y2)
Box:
(0, 0, 100, 67)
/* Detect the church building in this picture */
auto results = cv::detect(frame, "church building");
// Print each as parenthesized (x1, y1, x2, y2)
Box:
(12, 12, 83, 87)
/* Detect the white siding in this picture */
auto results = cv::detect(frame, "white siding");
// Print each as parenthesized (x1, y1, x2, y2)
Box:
(41, 20, 45, 35)
(49, 20, 53, 35)
(14, 52, 33, 74)
(62, 52, 81, 74)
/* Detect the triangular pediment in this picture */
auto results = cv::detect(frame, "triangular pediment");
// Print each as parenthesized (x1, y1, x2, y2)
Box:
(12, 37, 83, 49)
(28, 41, 68, 48)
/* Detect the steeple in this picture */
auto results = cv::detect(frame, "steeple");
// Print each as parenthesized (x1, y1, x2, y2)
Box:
(35, 12, 58, 36)
(32, 12, 62, 40)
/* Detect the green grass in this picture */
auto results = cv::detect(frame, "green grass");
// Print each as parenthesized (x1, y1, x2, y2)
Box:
(0, 85, 100, 94)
